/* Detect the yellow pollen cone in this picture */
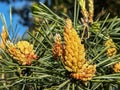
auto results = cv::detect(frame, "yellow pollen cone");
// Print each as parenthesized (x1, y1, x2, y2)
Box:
(52, 34, 63, 60)
(0, 26, 8, 50)
(63, 18, 96, 81)
(7, 41, 38, 65)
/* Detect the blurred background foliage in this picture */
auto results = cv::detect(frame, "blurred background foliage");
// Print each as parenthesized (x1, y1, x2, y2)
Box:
(0, 0, 120, 32)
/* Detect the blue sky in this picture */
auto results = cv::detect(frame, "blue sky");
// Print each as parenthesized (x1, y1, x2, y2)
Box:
(0, 0, 46, 36)
(0, 1, 28, 36)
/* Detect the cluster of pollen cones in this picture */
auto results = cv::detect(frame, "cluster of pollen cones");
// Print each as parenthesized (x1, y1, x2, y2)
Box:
(52, 18, 96, 81)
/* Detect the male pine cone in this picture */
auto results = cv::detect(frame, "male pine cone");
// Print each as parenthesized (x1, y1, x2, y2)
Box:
(0, 26, 8, 50)
(105, 39, 120, 73)
(63, 18, 96, 81)
(105, 39, 117, 57)
(52, 34, 63, 59)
